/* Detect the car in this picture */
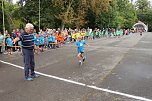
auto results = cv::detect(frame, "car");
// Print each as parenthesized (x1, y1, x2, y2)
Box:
(130, 28, 135, 33)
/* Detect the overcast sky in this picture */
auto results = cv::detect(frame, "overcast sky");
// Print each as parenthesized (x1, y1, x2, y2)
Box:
(12, 0, 19, 4)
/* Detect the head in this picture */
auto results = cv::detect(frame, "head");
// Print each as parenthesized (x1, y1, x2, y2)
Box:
(36, 34, 39, 38)
(25, 23, 34, 34)
(78, 36, 82, 41)
(7, 34, 10, 38)
(13, 29, 16, 32)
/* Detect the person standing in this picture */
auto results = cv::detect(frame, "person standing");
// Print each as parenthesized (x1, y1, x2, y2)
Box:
(6, 34, 13, 55)
(0, 32, 4, 53)
(11, 29, 16, 52)
(14, 23, 39, 81)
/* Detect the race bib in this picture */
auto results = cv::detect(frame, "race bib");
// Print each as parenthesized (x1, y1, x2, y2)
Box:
(80, 43, 83, 46)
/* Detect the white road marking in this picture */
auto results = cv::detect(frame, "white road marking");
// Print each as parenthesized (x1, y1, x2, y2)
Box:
(0, 60, 152, 101)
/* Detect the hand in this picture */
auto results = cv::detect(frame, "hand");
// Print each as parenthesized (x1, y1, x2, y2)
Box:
(12, 40, 15, 44)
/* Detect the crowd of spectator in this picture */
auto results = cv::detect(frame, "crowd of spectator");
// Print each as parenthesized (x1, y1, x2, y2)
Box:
(0, 27, 132, 55)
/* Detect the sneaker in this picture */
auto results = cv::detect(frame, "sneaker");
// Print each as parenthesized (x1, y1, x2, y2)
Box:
(79, 61, 82, 66)
(82, 57, 86, 62)
(25, 77, 33, 81)
(31, 74, 40, 78)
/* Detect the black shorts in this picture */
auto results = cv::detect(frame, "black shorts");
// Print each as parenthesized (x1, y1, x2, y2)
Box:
(7, 46, 12, 49)
(35, 44, 39, 46)
(39, 44, 44, 47)
(78, 52, 84, 54)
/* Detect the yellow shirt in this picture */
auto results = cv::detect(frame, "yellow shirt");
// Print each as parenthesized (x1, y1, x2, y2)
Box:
(76, 33, 81, 39)
(72, 33, 76, 39)
(81, 32, 86, 37)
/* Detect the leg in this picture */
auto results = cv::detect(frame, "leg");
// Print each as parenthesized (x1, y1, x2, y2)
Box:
(8, 47, 11, 55)
(77, 53, 83, 66)
(12, 44, 15, 52)
(80, 53, 84, 58)
(77, 53, 82, 61)
(0, 46, 1, 53)
(22, 49, 31, 79)
(30, 50, 35, 76)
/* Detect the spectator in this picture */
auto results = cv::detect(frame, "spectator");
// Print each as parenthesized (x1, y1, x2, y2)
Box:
(13, 23, 39, 81)
(6, 34, 13, 55)
(0, 32, 4, 53)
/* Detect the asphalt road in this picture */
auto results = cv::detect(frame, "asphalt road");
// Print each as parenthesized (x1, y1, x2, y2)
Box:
(0, 32, 152, 101)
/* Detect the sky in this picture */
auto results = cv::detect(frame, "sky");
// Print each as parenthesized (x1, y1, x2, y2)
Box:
(12, 0, 19, 4)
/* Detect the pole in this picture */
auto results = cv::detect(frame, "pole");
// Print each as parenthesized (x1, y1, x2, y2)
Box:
(39, 0, 40, 31)
(2, 0, 5, 34)
(2, 0, 6, 52)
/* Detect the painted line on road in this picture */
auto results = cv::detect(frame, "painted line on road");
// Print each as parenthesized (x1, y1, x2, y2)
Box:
(0, 60, 152, 101)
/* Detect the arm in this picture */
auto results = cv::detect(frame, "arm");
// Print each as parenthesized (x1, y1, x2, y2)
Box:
(84, 41, 89, 47)
(13, 37, 20, 44)
(85, 43, 89, 47)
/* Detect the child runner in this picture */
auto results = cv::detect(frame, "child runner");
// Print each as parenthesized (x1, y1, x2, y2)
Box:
(76, 36, 89, 66)
(6, 34, 13, 55)
(34, 34, 40, 54)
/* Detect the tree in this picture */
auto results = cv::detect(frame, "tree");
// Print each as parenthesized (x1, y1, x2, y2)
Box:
(110, 0, 137, 29)
(53, 0, 75, 30)
(0, 0, 13, 32)
(135, 0, 152, 31)
(135, 0, 151, 13)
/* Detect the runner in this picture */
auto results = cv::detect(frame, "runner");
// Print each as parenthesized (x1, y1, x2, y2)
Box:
(76, 36, 89, 66)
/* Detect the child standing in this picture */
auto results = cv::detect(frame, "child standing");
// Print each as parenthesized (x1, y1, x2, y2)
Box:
(34, 34, 40, 54)
(51, 33, 56, 49)
(76, 36, 89, 66)
(6, 34, 13, 55)
(39, 34, 45, 52)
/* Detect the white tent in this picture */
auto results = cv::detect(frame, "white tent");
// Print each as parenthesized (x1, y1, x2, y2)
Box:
(133, 21, 148, 32)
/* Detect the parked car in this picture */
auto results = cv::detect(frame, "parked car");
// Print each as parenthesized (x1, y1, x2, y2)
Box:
(130, 28, 135, 33)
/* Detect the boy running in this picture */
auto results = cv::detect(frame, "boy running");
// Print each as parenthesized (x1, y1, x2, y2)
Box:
(76, 36, 89, 66)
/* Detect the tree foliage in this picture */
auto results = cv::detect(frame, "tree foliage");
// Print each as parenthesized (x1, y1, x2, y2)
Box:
(1, 0, 152, 32)
(136, 0, 152, 31)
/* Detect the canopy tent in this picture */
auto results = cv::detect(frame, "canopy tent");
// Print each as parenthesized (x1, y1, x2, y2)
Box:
(133, 21, 148, 32)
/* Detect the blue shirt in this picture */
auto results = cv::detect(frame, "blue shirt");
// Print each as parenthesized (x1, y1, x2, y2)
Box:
(0, 34, 4, 43)
(19, 32, 34, 50)
(34, 37, 40, 46)
(76, 40, 86, 53)
(38, 36, 45, 45)
(6, 38, 12, 46)
(51, 36, 56, 42)
(48, 35, 52, 42)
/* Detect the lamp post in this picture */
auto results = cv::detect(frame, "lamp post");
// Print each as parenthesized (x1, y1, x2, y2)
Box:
(2, 0, 5, 35)
(39, 0, 40, 31)
(2, 0, 6, 52)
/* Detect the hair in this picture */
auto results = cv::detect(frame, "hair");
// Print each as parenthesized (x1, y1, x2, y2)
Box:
(25, 23, 34, 29)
